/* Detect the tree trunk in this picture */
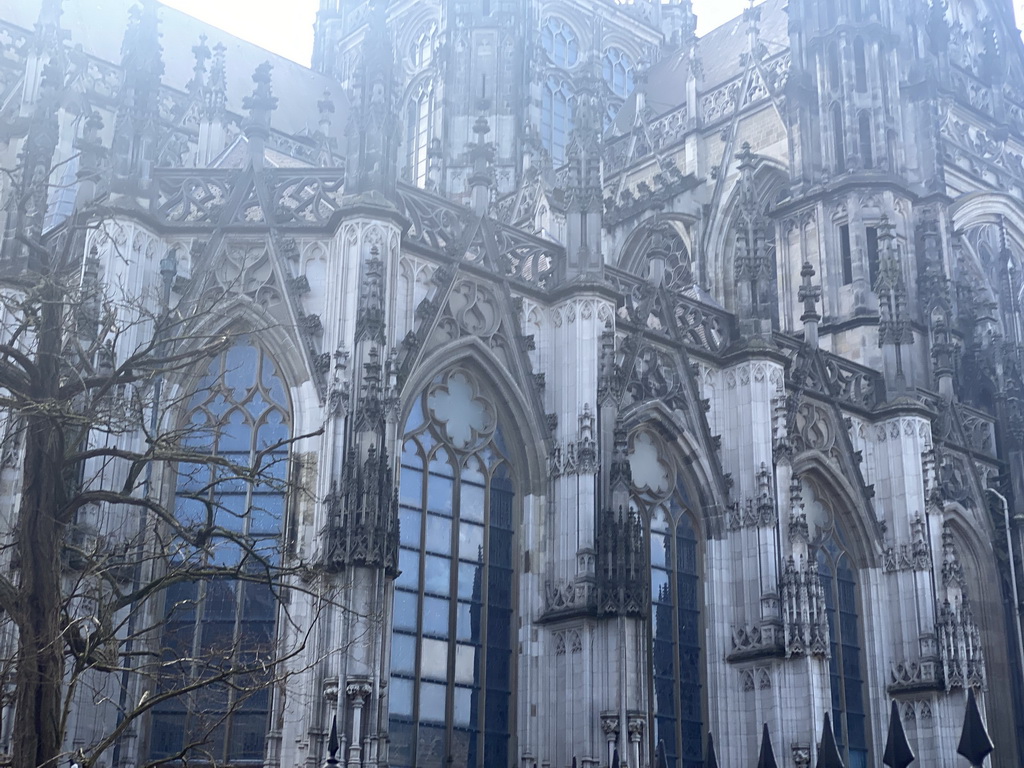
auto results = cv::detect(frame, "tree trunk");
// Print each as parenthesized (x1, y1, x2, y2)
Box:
(11, 280, 68, 768)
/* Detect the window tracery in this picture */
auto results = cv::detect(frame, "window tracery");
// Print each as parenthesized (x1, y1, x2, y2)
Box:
(407, 82, 434, 188)
(390, 368, 515, 768)
(149, 341, 290, 764)
(540, 17, 579, 69)
(629, 429, 704, 768)
(803, 482, 869, 768)
(603, 46, 634, 99)
(541, 76, 574, 165)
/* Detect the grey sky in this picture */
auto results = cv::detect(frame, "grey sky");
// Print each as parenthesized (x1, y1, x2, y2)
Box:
(160, 0, 760, 67)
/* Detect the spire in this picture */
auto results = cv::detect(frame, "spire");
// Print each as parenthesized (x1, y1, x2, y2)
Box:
(206, 42, 228, 121)
(874, 216, 912, 392)
(21, 0, 66, 110)
(344, 0, 399, 200)
(562, 55, 605, 280)
(733, 142, 774, 329)
(815, 712, 845, 768)
(704, 732, 719, 768)
(798, 260, 822, 347)
(468, 115, 495, 216)
(186, 34, 210, 103)
(882, 700, 915, 768)
(317, 89, 337, 167)
(756, 723, 779, 768)
(5, 57, 62, 266)
(957, 688, 994, 767)
(242, 62, 278, 169)
(111, 0, 164, 194)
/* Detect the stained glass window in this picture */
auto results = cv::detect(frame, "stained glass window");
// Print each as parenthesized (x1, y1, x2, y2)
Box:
(390, 369, 515, 768)
(631, 430, 703, 768)
(149, 342, 290, 765)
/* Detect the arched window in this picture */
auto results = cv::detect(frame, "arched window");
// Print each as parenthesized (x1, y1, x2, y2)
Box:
(630, 430, 704, 768)
(540, 17, 579, 69)
(409, 23, 437, 68)
(603, 46, 635, 99)
(390, 368, 516, 768)
(149, 341, 291, 764)
(803, 482, 869, 768)
(858, 111, 873, 169)
(407, 84, 434, 187)
(541, 77, 574, 165)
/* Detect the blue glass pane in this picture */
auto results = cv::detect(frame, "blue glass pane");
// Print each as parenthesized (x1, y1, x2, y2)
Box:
(393, 590, 418, 631)
(390, 677, 414, 717)
(426, 515, 452, 555)
(422, 596, 450, 637)
(400, 467, 423, 505)
(225, 344, 258, 399)
(397, 549, 420, 590)
(420, 683, 447, 722)
(458, 562, 483, 601)
(422, 553, 449, 594)
(400, 508, 422, 548)
(427, 474, 453, 515)
(392, 634, 416, 674)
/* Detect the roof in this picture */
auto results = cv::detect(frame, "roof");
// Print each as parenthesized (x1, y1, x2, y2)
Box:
(612, 0, 789, 131)
(9, 0, 347, 140)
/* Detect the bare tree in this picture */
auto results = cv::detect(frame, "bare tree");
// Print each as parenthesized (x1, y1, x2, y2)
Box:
(0, 52, 323, 768)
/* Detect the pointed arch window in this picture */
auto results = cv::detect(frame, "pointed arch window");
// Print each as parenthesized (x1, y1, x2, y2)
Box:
(149, 341, 291, 764)
(803, 482, 869, 768)
(541, 77, 574, 165)
(540, 17, 579, 69)
(603, 47, 635, 99)
(390, 369, 516, 768)
(630, 430, 704, 768)
(407, 83, 434, 188)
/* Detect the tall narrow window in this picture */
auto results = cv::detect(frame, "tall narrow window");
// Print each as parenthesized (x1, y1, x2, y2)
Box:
(390, 369, 515, 768)
(839, 224, 854, 285)
(150, 342, 290, 764)
(802, 481, 869, 768)
(818, 532, 868, 768)
(632, 430, 703, 768)
(827, 43, 841, 92)
(407, 85, 433, 188)
(832, 103, 846, 173)
(541, 77, 574, 165)
(854, 38, 867, 92)
(858, 112, 873, 169)
(865, 226, 880, 287)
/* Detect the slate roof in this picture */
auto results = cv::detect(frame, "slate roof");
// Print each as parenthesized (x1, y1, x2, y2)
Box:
(613, 0, 788, 132)
(9, 0, 347, 141)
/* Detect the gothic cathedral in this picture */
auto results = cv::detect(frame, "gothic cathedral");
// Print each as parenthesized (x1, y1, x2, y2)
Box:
(1, 0, 1024, 766)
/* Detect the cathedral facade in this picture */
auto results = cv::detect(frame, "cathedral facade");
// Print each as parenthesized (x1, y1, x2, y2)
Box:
(1, 0, 1024, 767)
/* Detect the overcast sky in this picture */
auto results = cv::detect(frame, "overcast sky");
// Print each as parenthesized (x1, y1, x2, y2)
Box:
(160, 0, 769, 67)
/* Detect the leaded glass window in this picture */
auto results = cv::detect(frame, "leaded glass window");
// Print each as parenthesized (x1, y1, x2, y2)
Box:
(631, 429, 704, 768)
(390, 369, 515, 768)
(540, 17, 579, 69)
(541, 77, 574, 165)
(803, 482, 869, 768)
(150, 342, 290, 764)
(603, 47, 634, 99)
(407, 84, 433, 188)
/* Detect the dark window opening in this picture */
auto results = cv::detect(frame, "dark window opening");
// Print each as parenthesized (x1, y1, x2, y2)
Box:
(832, 103, 846, 172)
(858, 112, 873, 169)
(840, 224, 854, 285)
(865, 226, 880, 287)
(854, 38, 867, 92)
